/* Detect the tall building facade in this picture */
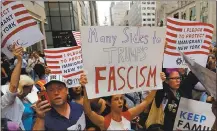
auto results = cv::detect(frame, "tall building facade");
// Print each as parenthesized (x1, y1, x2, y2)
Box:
(141, 1, 156, 27)
(44, 1, 98, 48)
(110, 2, 130, 26)
(120, 1, 157, 27)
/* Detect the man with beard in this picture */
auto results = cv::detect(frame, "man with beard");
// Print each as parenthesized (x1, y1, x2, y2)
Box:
(33, 74, 86, 130)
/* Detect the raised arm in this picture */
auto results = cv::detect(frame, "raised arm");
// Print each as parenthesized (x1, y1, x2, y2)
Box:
(80, 74, 105, 130)
(1, 46, 23, 109)
(128, 90, 156, 120)
(128, 72, 166, 120)
(9, 45, 23, 93)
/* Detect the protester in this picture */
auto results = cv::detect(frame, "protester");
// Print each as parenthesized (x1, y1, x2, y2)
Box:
(33, 74, 86, 130)
(33, 52, 45, 65)
(14, 55, 28, 75)
(1, 45, 35, 130)
(34, 64, 48, 91)
(81, 73, 160, 130)
(154, 70, 199, 131)
(26, 53, 37, 80)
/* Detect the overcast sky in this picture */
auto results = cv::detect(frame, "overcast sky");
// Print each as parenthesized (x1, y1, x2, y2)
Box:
(97, 1, 112, 26)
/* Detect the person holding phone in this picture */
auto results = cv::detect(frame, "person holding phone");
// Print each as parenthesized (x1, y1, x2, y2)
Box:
(33, 74, 86, 130)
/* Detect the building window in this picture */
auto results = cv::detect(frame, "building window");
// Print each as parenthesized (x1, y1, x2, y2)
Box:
(60, 3, 71, 16)
(45, 2, 50, 16)
(151, 2, 155, 4)
(49, 3, 60, 16)
(152, 18, 155, 21)
(142, 2, 146, 4)
(143, 19, 146, 21)
(152, 7, 155, 10)
(147, 2, 150, 4)
(148, 24, 151, 26)
(152, 24, 155, 26)
(174, 12, 179, 19)
(152, 13, 155, 15)
(51, 17, 61, 30)
(143, 7, 146, 10)
(181, 12, 186, 20)
(61, 17, 71, 30)
(147, 7, 150, 10)
(147, 13, 151, 16)
(189, 6, 196, 21)
(147, 18, 151, 21)
(143, 24, 146, 26)
(143, 13, 146, 15)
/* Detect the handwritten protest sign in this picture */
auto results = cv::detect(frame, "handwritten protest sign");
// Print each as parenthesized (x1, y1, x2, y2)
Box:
(44, 46, 83, 87)
(173, 97, 215, 131)
(163, 17, 214, 68)
(1, 1, 44, 59)
(81, 26, 165, 99)
(181, 52, 216, 100)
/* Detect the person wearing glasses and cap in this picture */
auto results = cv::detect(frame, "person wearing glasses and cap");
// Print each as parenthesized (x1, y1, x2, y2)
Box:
(33, 74, 86, 130)
(153, 69, 199, 131)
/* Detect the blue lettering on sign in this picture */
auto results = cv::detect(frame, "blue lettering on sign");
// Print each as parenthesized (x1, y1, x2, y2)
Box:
(179, 111, 206, 123)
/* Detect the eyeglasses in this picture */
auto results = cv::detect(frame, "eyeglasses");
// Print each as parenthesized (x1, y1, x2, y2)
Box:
(168, 77, 182, 80)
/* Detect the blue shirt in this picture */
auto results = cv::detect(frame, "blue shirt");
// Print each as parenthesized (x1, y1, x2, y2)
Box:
(22, 102, 35, 130)
(44, 102, 85, 130)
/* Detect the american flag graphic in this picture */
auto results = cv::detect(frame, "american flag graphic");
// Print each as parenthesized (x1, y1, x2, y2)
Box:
(44, 46, 83, 79)
(1, 1, 37, 48)
(165, 17, 214, 56)
(72, 31, 81, 46)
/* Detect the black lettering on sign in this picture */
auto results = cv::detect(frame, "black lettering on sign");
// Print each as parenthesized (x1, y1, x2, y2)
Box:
(50, 75, 56, 80)
(1, 14, 14, 27)
(3, 22, 16, 34)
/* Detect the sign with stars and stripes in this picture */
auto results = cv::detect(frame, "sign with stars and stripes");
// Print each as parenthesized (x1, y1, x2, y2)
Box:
(163, 17, 214, 68)
(72, 31, 81, 46)
(44, 46, 83, 87)
(1, 1, 44, 59)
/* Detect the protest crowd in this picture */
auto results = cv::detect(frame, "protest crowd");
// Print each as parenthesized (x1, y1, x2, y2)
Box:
(1, 43, 217, 131)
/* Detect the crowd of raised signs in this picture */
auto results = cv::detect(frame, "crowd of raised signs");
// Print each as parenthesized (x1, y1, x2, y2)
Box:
(1, 44, 217, 131)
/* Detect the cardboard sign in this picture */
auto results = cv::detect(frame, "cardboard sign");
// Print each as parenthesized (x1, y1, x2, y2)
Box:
(181, 52, 216, 100)
(1, 1, 44, 59)
(44, 46, 83, 87)
(173, 97, 215, 131)
(163, 17, 214, 68)
(81, 26, 165, 99)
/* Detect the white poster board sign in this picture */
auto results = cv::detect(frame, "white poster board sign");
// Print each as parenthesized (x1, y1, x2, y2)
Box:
(81, 26, 165, 99)
(44, 46, 83, 87)
(1, 1, 44, 59)
(163, 17, 214, 68)
(173, 97, 215, 131)
(181, 52, 216, 100)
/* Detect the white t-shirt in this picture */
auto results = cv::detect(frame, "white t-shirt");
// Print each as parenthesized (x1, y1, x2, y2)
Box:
(105, 111, 131, 130)
(14, 59, 27, 68)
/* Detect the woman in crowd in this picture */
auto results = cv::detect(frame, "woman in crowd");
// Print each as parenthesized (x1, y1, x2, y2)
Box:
(1, 45, 36, 130)
(154, 69, 199, 131)
(80, 73, 164, 130)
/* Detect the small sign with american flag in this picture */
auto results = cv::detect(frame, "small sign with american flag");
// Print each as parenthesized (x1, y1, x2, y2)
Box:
(72, 31, 81, 46)
(44, 46, 83, 87)
(1, 1, 44, 59)
(163, 17, 214, 68)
